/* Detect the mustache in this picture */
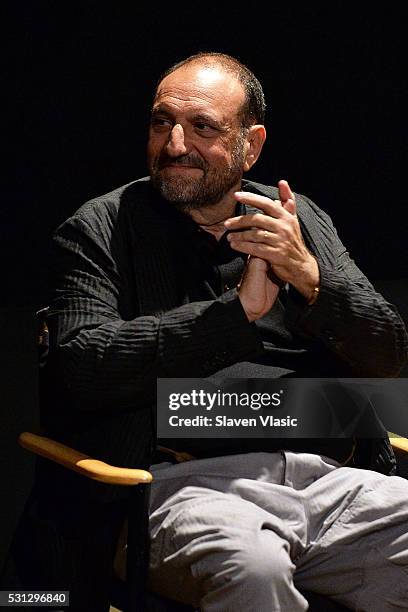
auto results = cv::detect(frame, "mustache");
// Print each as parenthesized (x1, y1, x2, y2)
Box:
(156, 153, 208, 171)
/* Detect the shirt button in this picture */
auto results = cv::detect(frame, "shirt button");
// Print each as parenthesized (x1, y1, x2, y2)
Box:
(224, 285, 230, 292)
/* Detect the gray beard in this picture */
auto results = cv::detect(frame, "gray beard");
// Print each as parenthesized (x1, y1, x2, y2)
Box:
(151, 166, 242, 211)
(150, 134, 246, 211)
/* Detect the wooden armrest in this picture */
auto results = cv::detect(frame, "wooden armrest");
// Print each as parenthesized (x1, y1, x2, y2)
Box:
(18, 432, 153, 486)
(388, 432, 408, 455)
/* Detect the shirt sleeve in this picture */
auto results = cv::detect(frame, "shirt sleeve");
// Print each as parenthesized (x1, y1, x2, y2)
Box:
(285, 196, 408, 376)
(47, 212, 263, 409)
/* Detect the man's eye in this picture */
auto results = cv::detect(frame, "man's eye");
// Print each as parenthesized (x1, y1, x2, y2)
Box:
(151, 117, 172, 129)
(195, 123, 217, 135)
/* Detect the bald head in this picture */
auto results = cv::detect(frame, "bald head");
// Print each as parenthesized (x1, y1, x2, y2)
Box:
(155, 62, 247, 132)
(155, 52, 266, 128)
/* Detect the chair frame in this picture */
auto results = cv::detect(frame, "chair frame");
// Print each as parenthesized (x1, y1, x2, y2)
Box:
(18, 429, 408, 612)
(21, 307, 408, 610)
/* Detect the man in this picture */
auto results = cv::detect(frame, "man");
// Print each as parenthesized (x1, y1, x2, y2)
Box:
(4, 53, 407, 610)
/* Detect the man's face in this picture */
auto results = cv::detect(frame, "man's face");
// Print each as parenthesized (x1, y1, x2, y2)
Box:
(147, 63, 248, 210)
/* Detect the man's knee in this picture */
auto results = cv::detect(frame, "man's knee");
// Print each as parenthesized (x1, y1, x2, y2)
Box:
(194, 531, 307, 611)
(194, 529, 294, 593)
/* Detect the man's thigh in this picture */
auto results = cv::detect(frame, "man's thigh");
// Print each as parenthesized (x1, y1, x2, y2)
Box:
(148, 487, 305, 609)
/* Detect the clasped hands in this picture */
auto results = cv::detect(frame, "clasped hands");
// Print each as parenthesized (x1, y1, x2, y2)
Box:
(224, 180, 319, 322)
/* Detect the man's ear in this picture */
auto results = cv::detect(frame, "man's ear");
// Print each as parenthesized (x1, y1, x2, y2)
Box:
(243, 125, 266, 172)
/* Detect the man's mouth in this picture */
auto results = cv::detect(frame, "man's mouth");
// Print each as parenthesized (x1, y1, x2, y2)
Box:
(156, 155, 206, 172)
(160, 164, 203, 171)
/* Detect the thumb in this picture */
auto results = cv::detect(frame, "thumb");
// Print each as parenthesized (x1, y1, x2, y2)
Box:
(278, 179, 297, 216)
(282, 198, 296, 216)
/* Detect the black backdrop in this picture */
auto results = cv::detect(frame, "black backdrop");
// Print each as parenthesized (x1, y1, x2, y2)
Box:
(1, 2, 407, 570)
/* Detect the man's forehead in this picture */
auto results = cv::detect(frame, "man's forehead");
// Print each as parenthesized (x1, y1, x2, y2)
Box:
(155, 64, 245, 109)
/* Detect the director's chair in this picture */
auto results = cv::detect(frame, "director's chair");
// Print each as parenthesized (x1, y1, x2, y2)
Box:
(16, 429, 408, 612)
(10, 308, 408, 611)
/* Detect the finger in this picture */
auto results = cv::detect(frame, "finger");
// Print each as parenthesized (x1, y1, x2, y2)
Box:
(233, 191, 287, 218)
(278, 179, 296, 202)
(278, 180, 297, 215)
(227, 228, 279, 245)
(228, 239, 276, 259)
(225, 213, 283, 232)
(283, 198, 296, 216)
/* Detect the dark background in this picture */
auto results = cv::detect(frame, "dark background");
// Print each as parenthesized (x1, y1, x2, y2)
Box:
(1, 3, 407, 569)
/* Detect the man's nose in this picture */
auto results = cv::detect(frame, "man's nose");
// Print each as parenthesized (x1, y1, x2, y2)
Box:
(166, 124, 188, 157)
